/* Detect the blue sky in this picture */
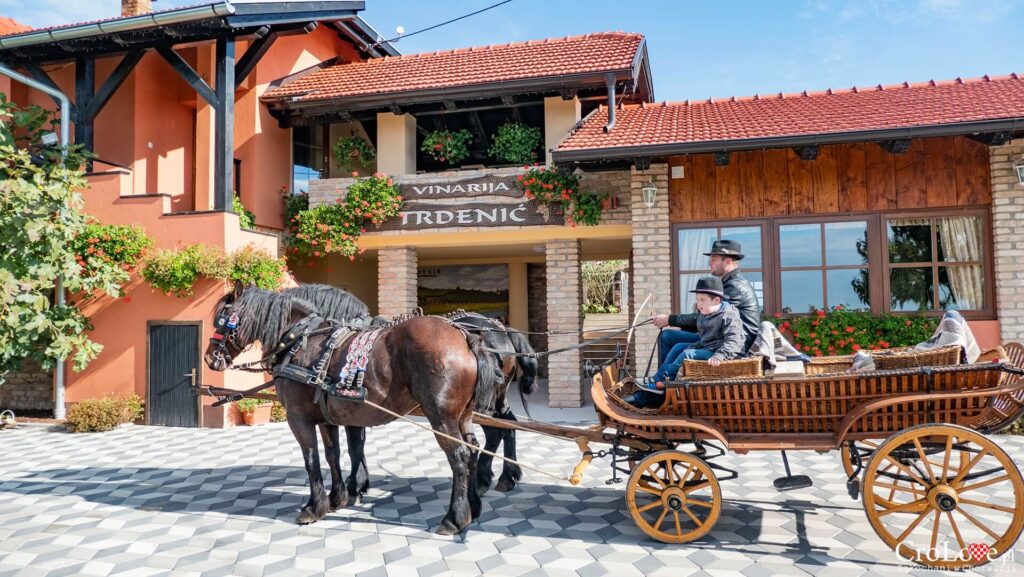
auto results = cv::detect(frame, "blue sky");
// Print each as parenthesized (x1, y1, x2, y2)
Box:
(2, 0, 1020, 101)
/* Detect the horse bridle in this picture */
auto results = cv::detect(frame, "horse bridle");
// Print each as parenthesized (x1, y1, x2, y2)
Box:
(210, 303, 242, 368)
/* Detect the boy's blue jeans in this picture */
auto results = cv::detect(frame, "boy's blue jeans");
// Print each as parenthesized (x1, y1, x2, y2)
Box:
(633, 346, 714, 408)
(658, 329, 699, 364)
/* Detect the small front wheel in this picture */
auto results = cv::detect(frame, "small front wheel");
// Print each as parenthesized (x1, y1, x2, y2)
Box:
(626, 450, 721, 543)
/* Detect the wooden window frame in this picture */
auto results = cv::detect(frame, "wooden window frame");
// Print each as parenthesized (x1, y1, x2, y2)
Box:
(671, 206, 994, 320)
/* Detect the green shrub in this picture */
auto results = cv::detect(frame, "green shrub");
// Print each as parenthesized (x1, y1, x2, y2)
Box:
(271, 400, 287, 422)
(421, 129, 473, 165)
(70, 223, 152, 280)
(141, 243, 231, 297)
(230, 245, 288, 290)
(233, 195, 256, 230)
(235, 397, 269, 414)
(488, 121, 541, 164)
(768, 306, 938, 357)
(65, 394, 144, 433)
(332, 135, 375, 172)
(289, 174, 402, 259)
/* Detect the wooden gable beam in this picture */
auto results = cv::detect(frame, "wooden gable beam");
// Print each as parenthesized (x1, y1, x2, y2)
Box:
(24, 63, 75, 116)
(234, 31, 278, 90)
(156, 44, 217, 107)
(84, 49, 145, 121)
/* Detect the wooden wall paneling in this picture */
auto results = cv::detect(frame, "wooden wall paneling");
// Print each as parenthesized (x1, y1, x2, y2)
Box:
(837, 143, 868, 213)
(715, 160, 742, 219)
(812, 144, 840, 213)
(688, 153, 717, 221)
(787, 149, 815, 214)
(894, 138, 927, 209)
(762, 148, 790, 217)
(924, 136, 958, 207)
(865, 143, 896, 210)
(668, 155, 692, 222)
(955, 137, 991, 206)
(738, 150, 765, 218)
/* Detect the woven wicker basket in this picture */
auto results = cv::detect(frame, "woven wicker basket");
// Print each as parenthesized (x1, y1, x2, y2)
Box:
(873, 345, 962, 370)
(976, 346, 1008, 364)
(805, 355, 855, 375)
(682, 356, 763, 379)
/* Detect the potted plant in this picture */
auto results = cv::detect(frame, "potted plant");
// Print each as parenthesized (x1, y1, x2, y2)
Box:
(488, 121, 541, 165)
(600, 195, 620, 210)
(516, 166, 605, 227)
(332, 135, 375, 174)
(236, 397, 272, 426)
(421, 129, 473, 166)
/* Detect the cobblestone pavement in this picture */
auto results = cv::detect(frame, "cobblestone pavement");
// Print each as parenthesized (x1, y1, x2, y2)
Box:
(1, 419, 1022, 577)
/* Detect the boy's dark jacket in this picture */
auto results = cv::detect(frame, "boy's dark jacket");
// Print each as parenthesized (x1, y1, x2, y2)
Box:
(670, 300, 745, 362)
(669, 269, 760, 351)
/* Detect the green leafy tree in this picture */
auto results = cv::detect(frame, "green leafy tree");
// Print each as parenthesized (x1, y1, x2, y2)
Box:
(0, 97, 141, 374)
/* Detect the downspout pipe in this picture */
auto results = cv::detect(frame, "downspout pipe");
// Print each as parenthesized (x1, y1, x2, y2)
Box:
(603, 73, 616, 133)
(0, 62, 71, 420)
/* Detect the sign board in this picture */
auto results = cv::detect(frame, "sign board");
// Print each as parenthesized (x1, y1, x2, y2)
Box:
(376, 200, 563, 231)
(397, 173, 522, 199)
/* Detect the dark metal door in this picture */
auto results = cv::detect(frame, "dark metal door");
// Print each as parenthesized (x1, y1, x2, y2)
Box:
(148, 323, 200, 427)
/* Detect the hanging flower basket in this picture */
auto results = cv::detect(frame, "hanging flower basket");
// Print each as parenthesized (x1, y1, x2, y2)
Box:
(332, 135, 375, 172)
(421, 129, 473, 166)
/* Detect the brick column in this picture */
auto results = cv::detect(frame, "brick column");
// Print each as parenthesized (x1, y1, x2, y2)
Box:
(546, 239, 584, 407)
(630, 163, 671, 375)
(377, 247, 418, 317)
(991, 142, 1024, 342)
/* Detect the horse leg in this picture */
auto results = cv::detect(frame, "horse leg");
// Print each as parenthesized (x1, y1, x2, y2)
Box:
(344, 426, 370, 504)
(318, 424, 348, 512)
(475, 425, 501, 495)
(494, 410, 523, 493)
(432, 417, 475, 535)
(464, 430, 482, 521)
(287, 418, 330, 524)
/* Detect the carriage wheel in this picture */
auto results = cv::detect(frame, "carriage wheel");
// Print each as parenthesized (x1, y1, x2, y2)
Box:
(862, 424, 1024, 569)
(626, 450, 721, 544)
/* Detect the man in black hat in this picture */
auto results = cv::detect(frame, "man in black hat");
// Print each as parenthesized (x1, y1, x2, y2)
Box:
(625, 275, 746, 407)
(654, 239, 761, 361)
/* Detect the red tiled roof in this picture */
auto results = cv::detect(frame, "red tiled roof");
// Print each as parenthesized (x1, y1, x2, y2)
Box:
(264, 32, 644, 102)
(556, 74, 1024, 153)
(0, 3, 207, 38)
(0, 17, 31, 36)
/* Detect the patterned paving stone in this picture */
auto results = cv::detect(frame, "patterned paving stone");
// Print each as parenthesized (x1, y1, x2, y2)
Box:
(1, 421, 1023, 576)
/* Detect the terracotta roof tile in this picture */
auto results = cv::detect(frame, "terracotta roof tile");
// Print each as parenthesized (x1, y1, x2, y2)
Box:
(264, 32, 644, 101)
(0, 17, 31, 37)
(556, 74, 1024, 152)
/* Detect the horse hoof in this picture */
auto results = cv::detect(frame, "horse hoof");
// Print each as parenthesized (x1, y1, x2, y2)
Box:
(494, 478, 517, 492)
(329, 494, 349, 512)
(435, 519, 463, 536)
(476, 482, 490, 496)
(296, 511, 319, 525)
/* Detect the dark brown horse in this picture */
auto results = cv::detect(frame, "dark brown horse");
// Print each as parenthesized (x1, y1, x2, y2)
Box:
(204, 283, 504, 534)
(284, 284, 538, 495)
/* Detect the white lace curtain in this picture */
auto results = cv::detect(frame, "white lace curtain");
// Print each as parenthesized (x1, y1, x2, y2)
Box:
(889, 217, 984, 310)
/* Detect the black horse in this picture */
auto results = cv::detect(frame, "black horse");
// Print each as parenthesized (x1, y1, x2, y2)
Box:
(205, 283, 505, 534)
(285, 284, 538, 494)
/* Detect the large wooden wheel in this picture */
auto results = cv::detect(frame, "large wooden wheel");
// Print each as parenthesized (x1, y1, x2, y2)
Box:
(626, 450, 721, 543)
(862, 424, 1024, 569)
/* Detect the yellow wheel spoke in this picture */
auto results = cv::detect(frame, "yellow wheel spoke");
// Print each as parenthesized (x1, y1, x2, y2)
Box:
(635, 484, 663, 497)
(636, 500, 661, 514)
(883, 455, 931, 488)
(913, 438, 936, 482)
(684, 480, 711, 495)
(941, 435, 953, 483)
(681, 504, 702, 526)
(959, 498, 1016, 513)
(673, 510, 683, 537)
(872, 481, 925, 496)
(685, 498, 714, 508)
(645, 466, 666, 489)
(955, 507, 1001, 541)
(878, 498, 929, 517)
(930, 510, 941, 552)
(653, 507, 669, 529)
(946, 510, 966, 551)
(952, 449, 988, 486)
(896, 509, 931, 543)
(960, 474, 1012, 493)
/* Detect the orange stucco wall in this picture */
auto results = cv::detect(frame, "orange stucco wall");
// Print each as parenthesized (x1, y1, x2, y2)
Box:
(5, 27, 359, 424)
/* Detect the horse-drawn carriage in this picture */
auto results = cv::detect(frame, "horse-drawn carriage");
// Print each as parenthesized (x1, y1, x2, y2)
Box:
(199, 283, 1024, 570)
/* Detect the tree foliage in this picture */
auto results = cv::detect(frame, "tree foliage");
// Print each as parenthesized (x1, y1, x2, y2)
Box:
(0, 97, 136, 375)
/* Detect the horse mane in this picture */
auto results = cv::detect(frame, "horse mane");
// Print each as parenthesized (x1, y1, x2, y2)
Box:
(285, 284, 370, 323)
(231, 288, 318, 347)
(507, 329, 539, 394)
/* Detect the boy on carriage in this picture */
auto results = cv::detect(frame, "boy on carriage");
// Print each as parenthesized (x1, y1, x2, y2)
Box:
(625, 276, 745, 408)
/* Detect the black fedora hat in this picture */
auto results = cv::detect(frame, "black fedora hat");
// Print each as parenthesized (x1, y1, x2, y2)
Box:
(704, 239, 745, 260)
(689, 276, 726, 299)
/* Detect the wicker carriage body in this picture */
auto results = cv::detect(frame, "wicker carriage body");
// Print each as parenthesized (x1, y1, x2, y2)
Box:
(593, 343, 1024, 452)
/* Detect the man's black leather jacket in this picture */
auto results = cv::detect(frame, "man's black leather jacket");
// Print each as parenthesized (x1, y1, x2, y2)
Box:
(669, 269, 762, 352)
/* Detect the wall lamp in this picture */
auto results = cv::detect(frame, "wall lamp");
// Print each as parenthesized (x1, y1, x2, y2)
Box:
(641, 179, 657, 209)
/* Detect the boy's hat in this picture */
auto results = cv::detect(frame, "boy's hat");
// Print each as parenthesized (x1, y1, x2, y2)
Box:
(704, 239, 744, 260)
(689, 276, 726, 299)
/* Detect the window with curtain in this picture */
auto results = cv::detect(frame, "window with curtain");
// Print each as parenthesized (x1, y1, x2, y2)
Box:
(292, 125, 327, 195)
(886, 215, 985, 312)
(676, 224, 764, 312)
(778, 220, 870, 313)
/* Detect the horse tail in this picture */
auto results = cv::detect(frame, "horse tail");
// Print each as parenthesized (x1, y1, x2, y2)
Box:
(467, 332, 504, 414)
(507, 330, 538, 395)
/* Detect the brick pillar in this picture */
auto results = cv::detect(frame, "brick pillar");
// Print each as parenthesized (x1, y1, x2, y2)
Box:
(377, 247, 417, 317)
(546, 239, 584, 407)
(991, 142, 1024, 342)
(630, 163, 671, 375)
(527, 263, 549, 377)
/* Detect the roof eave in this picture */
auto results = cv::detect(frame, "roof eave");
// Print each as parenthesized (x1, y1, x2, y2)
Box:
(552, 117, 1024, 163)
(262, 67, 638, 112)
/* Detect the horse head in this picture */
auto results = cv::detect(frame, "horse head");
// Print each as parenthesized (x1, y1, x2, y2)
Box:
(204, 280, 248, 371)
